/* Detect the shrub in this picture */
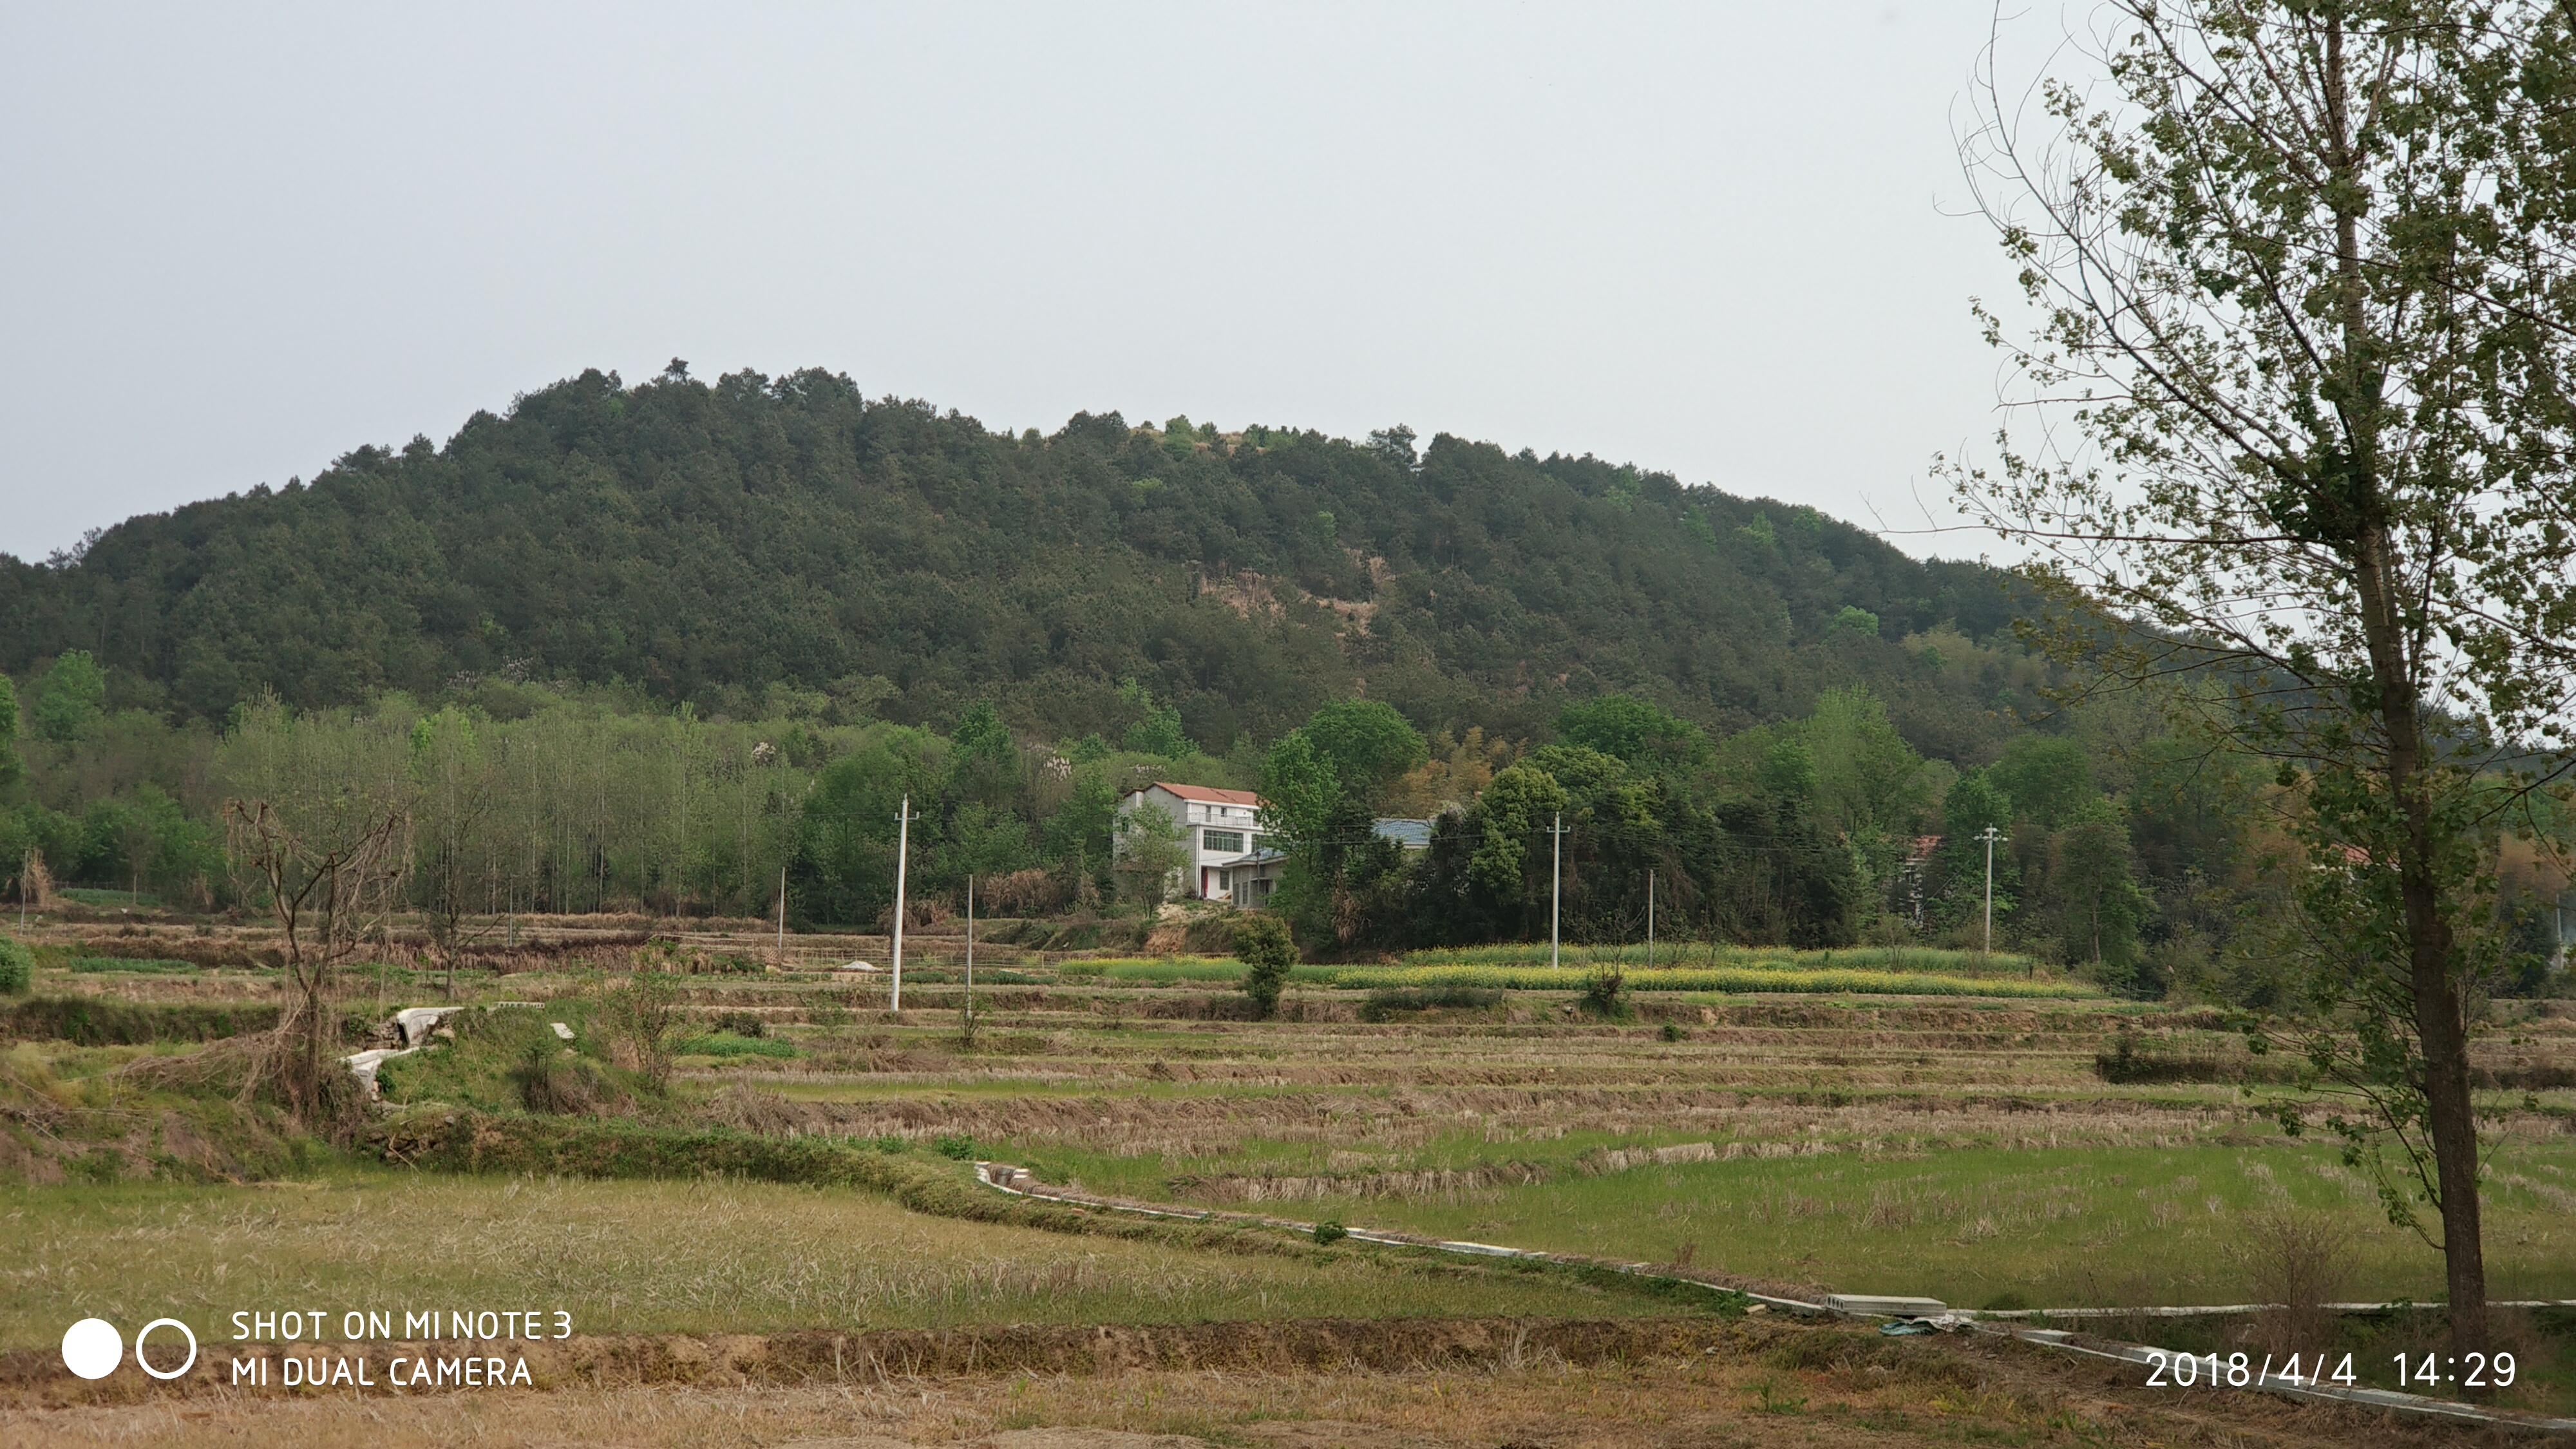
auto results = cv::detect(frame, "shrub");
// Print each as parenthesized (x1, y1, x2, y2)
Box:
(934, 1133, 976, 1160)
(1233, 915, 1298, 1019)
(1312, 1219, 1348, 1245)
(1579, 965, 1625, 1016)
(874, 1134, 907, 1153)
(1660, 1020, 1684, 1042)
(509, 1039, 627, 1115)
(599, 971, 682, 1087)
(2231, 1210, 2356, 1354)
(0, 936, 31, 995)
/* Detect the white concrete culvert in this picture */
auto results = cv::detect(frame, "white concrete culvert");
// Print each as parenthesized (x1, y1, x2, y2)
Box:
(971, 1160, 2576, 1436)
(393, 1005, 468, 1045)
(340, 1046, 415, 1099)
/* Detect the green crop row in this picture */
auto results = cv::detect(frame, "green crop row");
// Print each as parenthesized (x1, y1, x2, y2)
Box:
(1309, 964, 2095, 998)
(69, 957, 200, 975)
(1399, 942, 2043, 977)
(1060, 954, 2090, 998)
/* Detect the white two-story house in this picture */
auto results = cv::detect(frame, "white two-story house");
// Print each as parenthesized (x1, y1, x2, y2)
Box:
(1117, 782, 1268, 901)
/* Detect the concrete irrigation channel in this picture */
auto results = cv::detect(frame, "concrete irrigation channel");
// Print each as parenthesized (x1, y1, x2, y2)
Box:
(975, 1162, 2576, 1436)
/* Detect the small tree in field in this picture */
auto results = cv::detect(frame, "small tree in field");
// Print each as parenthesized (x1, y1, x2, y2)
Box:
(225, 798, 410, 1128)
(600, 970, 682, 1088)
(1956, 1, 2576, 1357)
(1112, 803, 1187, 907)
(1234, 914, 1298, 1018)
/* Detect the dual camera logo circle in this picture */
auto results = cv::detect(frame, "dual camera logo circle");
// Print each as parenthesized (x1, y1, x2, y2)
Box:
(62, 1317, 198, 1380)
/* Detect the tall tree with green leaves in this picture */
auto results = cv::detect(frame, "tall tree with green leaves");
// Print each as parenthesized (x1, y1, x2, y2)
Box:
(1293, 699, 1427, 809)
(1256, 701, 1426, 950)
(33, 650, 106, 744)
(1956, 0, 2576, 1354)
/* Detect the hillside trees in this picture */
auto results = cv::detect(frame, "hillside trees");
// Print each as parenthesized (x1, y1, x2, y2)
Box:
(1957, 0, 2576, 1352)
(0, 372, 2042, 752)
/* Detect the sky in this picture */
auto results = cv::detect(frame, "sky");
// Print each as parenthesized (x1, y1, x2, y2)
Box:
(0, 2, 2052, 564)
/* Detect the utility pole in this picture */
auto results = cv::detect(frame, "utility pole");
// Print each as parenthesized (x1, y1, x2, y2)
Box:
(1646, 868, 1655, 970)
(891, 795, 913, 1014)
(1549, 812, 1566, 970)
(963, 873, 975, 1043)
(1976, 825, 2007, 958)
(775, 866, 786, 969)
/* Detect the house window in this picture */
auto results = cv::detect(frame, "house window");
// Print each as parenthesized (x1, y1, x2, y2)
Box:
(1202, 829, 1245, 854)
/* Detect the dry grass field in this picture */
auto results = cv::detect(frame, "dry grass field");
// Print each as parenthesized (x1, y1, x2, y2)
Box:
(0, 1320, 2535, 1449)
(5, 909, 2573, 1439)
(0, 1172, 1665, 1350)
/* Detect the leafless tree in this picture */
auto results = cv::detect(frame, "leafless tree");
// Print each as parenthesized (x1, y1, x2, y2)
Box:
(225, 798, 411, 1128)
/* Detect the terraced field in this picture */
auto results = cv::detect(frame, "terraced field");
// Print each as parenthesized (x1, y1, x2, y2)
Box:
(6, 910, 2575, 1426)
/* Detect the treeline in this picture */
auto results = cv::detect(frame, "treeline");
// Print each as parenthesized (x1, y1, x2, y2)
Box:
(14, 633, 2499, 999)
(0, 652, 1252, 931)
(1252, 691, 2230, 988)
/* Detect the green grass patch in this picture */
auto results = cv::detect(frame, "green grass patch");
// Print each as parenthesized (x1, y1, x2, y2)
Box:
(374, 1002, 657, 1113)
(1065, 956, 1240, 982)
(1074, 1139, 2576, 1311)
(678, 1032, 800, 1059)
(0, 996, 281, 1045)
(68, 957, 199, 975)
(57, 887, 166, 908)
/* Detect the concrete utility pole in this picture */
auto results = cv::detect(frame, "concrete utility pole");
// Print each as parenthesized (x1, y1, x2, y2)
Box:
(1646, 868, 1656, 969)
(1549, 812, 1566, 970)
(1976, 825, 2008, 957)
(964, 873, 975, 1030)
(892, 795, 913, 1013)
(775, 866, 786, 968)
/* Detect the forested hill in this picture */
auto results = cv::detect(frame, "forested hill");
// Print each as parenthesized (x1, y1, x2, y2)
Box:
(0, 365, 2034, 755)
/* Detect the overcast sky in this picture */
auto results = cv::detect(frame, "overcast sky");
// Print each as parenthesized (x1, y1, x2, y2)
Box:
(0, 3, 2049, 564)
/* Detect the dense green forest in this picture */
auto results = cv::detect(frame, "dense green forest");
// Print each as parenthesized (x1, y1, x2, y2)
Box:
(0, 364, 2034, 750)
(0, 365, 2559, 994)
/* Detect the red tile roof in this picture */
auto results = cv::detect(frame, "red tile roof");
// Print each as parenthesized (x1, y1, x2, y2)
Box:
(1152, 782, 1263, 807)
